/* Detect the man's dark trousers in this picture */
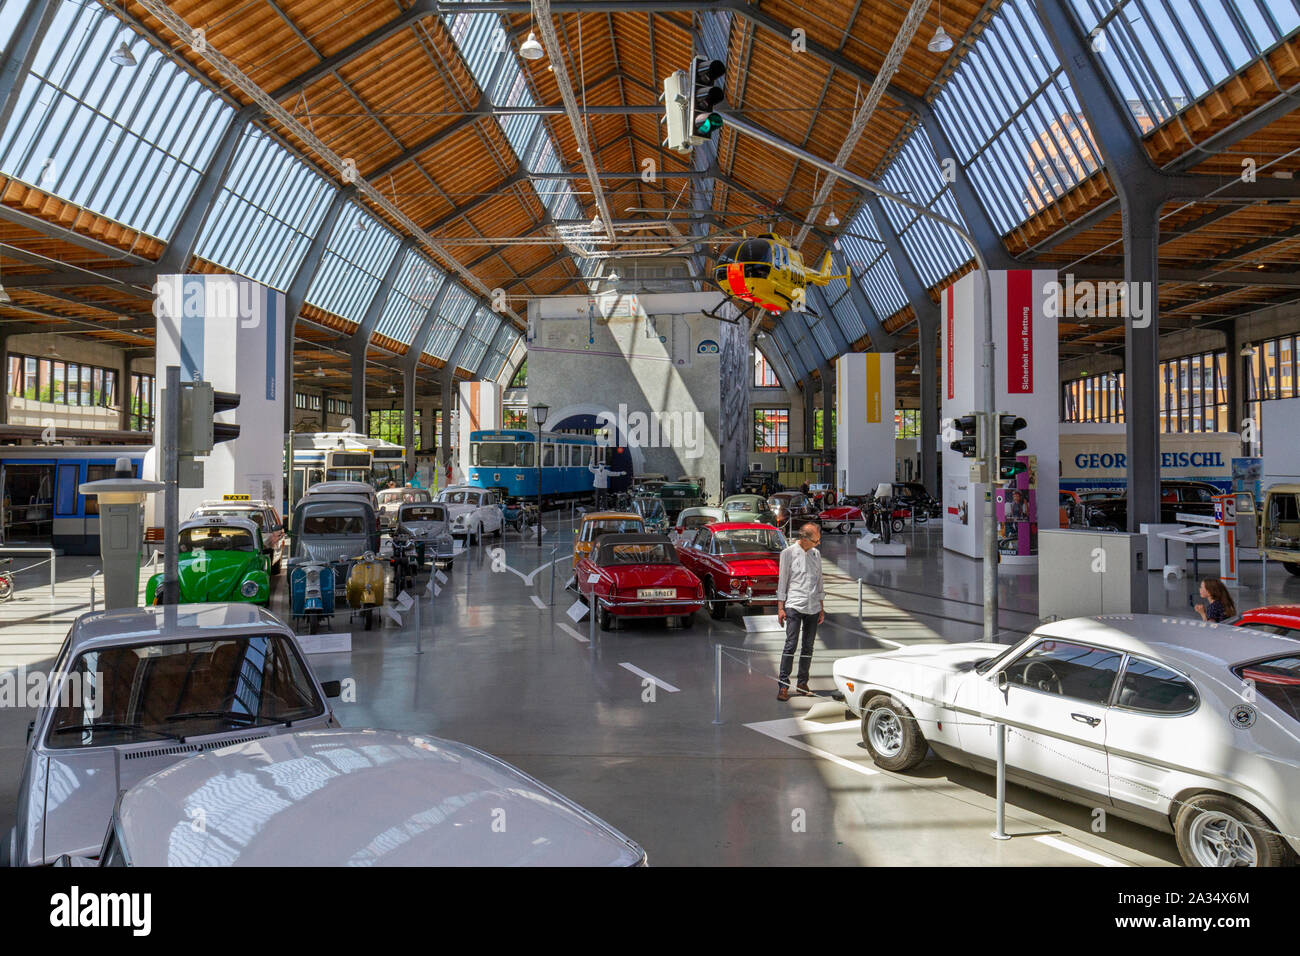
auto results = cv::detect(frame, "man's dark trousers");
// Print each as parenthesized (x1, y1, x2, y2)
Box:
(780, 610, 819, 689)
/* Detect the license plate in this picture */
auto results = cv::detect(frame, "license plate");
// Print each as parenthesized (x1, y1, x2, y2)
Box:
(637, 588, 676, 599)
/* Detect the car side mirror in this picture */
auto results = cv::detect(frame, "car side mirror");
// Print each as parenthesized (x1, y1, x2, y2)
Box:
(320, 680, 342, 699)
(996, 671, 1009, 692)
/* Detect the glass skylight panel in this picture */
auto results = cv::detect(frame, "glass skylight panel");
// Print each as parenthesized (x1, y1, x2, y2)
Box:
(823, 277, 870, 343)
(0, 1, 230, 237)
(194, 128, 332, 290)
(877, 128, 972, 286)
(425, 284, 477, 361)
(1069, 0, 1300, 130)
(305, 203, 401, 324)
(378, 250, 447, 346)
(458, 307, 498, 372)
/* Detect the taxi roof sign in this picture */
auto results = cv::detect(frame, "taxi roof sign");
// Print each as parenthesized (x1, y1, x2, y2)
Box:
(223, 494, 251, 500)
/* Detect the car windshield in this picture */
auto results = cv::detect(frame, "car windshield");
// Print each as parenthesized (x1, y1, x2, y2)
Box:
(589, 519, 643, 537)
(302, 514, 364, 535)
(403, 505, 447, 523)
(634, 499, 666, 521)
(381, 489, 428, 504)
(714, 528, 785, 554)
(1234, 655, 1300, 723)
(438, 490, 472, 505)
(47, 635, 323, 748)
(597, 543, 679, 566)
(725, 499, 760, 512)
(179, 527, 256, 552)
(681, 515, 718, 530)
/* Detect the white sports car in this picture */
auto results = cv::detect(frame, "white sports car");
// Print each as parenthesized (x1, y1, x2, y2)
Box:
(832, 614, 1300, 867)
(436, 485, 503, 544)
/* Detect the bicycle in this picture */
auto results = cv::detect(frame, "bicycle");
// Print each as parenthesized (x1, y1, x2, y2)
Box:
(0, 558, 13, 602)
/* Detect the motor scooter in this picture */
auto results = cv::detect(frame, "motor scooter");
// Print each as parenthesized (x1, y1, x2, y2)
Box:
(289, 555, 336, 634)
(501, 497, 527, 534)
(388, 531, 419, 595)
(346, 551, 387, 631)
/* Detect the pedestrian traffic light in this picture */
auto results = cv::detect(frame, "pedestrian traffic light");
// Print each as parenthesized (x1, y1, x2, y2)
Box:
(948, 413, 980, 458)
(689, 56, 726, 142)
(997, 414, 1028, 480)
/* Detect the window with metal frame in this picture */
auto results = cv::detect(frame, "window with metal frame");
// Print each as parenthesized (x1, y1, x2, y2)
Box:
(0, 2, 232, 239)
(306, 203, 402, 324)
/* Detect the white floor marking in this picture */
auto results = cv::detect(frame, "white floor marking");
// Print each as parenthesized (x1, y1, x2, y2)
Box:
(530, 595, 546, 609)
(618, 662, 680, 693)
(557, 622, 589, 643)
(749, 718, 1132, 867)
(524, 555, 570, 585)
(1034, 835, 1128, 867)
(745, 717, 876, 777)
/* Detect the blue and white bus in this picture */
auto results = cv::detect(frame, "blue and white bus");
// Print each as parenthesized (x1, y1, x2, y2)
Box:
(465, 429, 607, 503)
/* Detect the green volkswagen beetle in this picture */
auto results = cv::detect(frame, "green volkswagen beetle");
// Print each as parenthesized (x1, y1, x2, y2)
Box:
(145, 515, 272, 606)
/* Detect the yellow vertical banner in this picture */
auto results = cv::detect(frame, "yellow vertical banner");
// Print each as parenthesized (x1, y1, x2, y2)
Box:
(864, 352, 882, 423)
(836, 355, 843, 440)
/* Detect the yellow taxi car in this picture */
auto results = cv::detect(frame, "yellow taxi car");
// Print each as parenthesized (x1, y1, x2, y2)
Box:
(573, 511, 644, 568)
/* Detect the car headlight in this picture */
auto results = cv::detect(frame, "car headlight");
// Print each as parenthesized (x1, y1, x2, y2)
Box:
(730, 577, 742, 590)
(240, 580, 259, 598)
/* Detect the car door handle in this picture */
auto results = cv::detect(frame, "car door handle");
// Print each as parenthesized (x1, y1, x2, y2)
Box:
(1071, 712, 1101, 727)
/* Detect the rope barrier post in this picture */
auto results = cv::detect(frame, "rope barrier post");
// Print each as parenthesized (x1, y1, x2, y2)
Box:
(414, 582, 423, 655)
(857, 578, 863, 622)
(992, 722, 1010, 841)
(589, 595, 597, 645)
(549, 545, 557, 606)
(713, 641, 723, 724)
(49, 549, 55, 599)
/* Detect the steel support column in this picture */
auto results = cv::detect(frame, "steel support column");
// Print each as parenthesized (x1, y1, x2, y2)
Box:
(0, 0, 59, 136)
(350, 239, 414, 422)
(917, 312, 940, 495)
(403, 367, 416, 479)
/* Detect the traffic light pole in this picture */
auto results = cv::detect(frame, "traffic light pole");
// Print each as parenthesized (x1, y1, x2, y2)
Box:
(717, 110, 999, 640)
(160, 364, 180, 606)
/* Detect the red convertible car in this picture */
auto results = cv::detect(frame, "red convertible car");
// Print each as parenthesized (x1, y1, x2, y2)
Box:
(677, 522, 786, 619)
(819, 495, 867, 534)
(1233, 604, 1300, 638)
(576, 533, 704, 631)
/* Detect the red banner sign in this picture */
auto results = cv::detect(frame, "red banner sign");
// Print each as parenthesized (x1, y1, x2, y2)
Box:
(945, 285, 955, 400)
(1007, 270, 1033, 394)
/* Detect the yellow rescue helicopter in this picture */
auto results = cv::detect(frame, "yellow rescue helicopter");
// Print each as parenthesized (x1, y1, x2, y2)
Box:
(711, 232, 849, 316)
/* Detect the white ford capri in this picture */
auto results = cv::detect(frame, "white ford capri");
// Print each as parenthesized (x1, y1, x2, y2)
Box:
(833, 614, 1300, 868)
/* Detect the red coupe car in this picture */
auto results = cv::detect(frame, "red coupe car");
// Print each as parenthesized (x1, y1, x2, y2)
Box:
(677, 522, 786, 619)
(1234, 604, 1300, 638)
(575, 533, 704, 631)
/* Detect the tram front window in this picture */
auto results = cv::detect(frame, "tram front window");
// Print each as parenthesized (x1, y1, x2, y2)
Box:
(473, 442, 517, 467)
(517, 443, 534, 467)
(371, 461, 405, 488)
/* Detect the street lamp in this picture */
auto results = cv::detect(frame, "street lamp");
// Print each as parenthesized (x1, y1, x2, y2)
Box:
(532, 402, 549, 546)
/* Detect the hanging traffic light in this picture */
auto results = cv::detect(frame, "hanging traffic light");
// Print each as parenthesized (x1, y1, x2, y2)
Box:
(948, 413, 981, 459)
(211, 389, 241, 448)
(997, 414, 1028, 479)
(662, 69, 691, 153)
(689, 56, 726, 142)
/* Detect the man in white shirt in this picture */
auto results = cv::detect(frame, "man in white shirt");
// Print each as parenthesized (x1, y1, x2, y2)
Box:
(775, 521, 825, 700)
(589, 461, 626, 509)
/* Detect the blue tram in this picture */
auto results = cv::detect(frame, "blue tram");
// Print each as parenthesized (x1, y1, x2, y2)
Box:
(466, 430, 608, 502)
(0, 445, 146, 555)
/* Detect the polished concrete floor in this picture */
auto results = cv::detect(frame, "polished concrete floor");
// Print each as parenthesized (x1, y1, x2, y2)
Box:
(3, 517, 1296, 865)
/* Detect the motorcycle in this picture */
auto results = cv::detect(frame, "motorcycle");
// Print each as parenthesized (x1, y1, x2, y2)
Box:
(387, 532, 419, 596)
(501, 497, 527, 534)
(289, 555, 336, 634)
(346, 551, 387, 631)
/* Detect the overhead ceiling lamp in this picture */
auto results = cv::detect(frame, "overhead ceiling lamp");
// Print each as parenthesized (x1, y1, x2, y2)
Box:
(928, 0, 954, 54)
(313, 366, 326, 379)
(109, 40, 137, 67)
(520, 32, 546, 60)
(825, 210, 840, 227)
(352, 219, 366, 233)
(387, 383, 397, 395)
(1241, 342, 1255, 357)
(0, 282, 9, 306)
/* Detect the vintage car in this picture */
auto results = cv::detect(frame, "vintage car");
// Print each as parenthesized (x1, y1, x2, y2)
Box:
(376, 486, 432, 528)
(1260, 484, 1300, 576)
(302, 479, 379, 510)
(190, 497, 286, 572)
(1231, 604, 1300, 638)
(739, 471, 780, 497)
(573, 511, 645, 568)
(632, 495, 670, 534)
(658, 480, 706, 522)
(83, 729, 645, 867)
(576, 533, 703, 631)
(677, 522, 785, 619)
(395, 501, 456, 568)
(1059, 490, 1083, 527)
(818, 494, 868, 534)
(676, 474, 708, 500)
(671, 506, 726, 546)
(144, 515, 271, 606)
(289, 494, 381, 591)
(767, 491, 818, 528)
(887, 481, 941, 518)
(1080, 480, 1224, 531)
(720, 493, 777, 524)
(3, 604, 340, 866)
(832, 614, 1300, 868)
(437, 485, 504, 544)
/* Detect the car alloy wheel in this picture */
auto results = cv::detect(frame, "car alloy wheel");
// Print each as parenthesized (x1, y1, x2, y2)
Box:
(705, 580, 726, 620)
(1187, 810, 1258, 867)
(867, 707, 903, 758)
